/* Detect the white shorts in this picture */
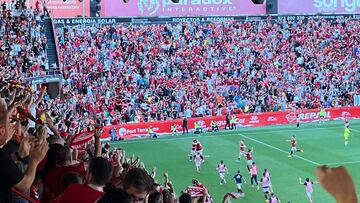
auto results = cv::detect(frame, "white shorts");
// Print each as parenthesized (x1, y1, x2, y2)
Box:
(191, 150, 196, 156)
(197, 149, 203, 155)
(236, 183, 242, 190)
(307, 192, 312, 198)
(247, 160, 253, 166)
(239, 151, 246, 156)
(195, 161, 202, 168)
(219, 172, 225, 179)
(263, 187, 269, 193)
(291, 147, 297, 152)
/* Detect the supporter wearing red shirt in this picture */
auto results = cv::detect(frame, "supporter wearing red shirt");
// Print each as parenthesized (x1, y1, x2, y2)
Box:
(57, 157, 113, 203)
(44, 146, 86, 202)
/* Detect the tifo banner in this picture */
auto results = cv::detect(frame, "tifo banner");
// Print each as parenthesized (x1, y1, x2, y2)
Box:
(101, 0, 266, 17)
(278, 0, 360, 14)
(101, 106, 360, 140)
(68, 130, 95, 149)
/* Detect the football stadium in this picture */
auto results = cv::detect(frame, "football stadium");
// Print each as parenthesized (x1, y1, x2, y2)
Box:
(0, 0, 359, 202)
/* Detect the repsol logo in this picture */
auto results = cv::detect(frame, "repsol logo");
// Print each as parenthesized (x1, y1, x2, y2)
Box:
(313, 0, 360, 13)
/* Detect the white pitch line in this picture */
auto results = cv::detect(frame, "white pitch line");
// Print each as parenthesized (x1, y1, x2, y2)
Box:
(351, 128, 360, 133)
(239, 134, 320, 166)
(324, 160, 360, 165)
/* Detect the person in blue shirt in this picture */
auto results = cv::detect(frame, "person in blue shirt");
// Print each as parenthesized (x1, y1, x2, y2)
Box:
(233, 170, 247, 195)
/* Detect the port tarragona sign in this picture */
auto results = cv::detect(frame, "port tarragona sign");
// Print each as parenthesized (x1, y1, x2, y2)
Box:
(101, 0, 266, 17)
(278, 0, 360, 14)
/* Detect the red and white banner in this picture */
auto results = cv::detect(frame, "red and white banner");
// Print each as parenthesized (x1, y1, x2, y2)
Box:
(101, 106, 360, 140)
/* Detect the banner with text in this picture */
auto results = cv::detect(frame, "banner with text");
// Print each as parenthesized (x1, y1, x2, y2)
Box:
(278, 0, 360, 14)
(101, 0, 266, 17)
(17, 0, 91, 17)
(101, 106, 360, 140)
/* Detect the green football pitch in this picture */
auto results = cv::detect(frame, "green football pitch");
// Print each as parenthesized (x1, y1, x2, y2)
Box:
(112, 120, 360, 203)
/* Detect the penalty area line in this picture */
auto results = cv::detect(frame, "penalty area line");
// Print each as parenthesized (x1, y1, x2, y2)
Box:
(324, 160, 360, 166)
(239, 133, 320, 166)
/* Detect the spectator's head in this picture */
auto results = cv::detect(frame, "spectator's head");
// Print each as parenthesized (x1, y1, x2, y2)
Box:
(97, 187, 132, 203)
(148, 191, 164, 203)
(161, 189, 174, 203)
(60, 172, 83, 192)
(44, 143, 63, 176)
(178, 193, 192, 203)
(88, 157, 113, 186)
(123, 168, 155, 202)
(55, 145, 72, 166)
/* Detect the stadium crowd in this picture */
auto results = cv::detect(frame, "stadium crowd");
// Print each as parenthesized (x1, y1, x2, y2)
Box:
(0, 80, 358, 203)
(0, 1, 49, 78)
(0, 3, 359, 203)
(56, 18, 360, 124)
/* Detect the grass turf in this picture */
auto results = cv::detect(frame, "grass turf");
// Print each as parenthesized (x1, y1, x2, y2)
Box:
(111, 120, 360, 203)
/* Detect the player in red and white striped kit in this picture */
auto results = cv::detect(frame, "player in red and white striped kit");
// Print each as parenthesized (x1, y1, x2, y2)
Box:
(246, 148, 254, 173)
(189, 140, 198, 161)
(196, 140, 203, 155)
(216, 160, 228, 185)
(194, 152, 204, 173)
(238, 140, 246, 160)
(288, 135, 303, 158)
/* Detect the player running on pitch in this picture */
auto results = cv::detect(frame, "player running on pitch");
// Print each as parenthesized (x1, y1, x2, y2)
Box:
(264, 169, 273, 193)
(250, 162, 260, 190)
(344, 126, 351, 147)
(196, 140, 203, 155)
(194, 152, 204, 173)
(246, 148, 254, 172)
(233, 170, 247, 195)
(238, 140, 246, 160)
(299, 177, 319, 203)
(216, 160, 229, 185)
(260, 172, 271, 199)
(288, 135, 303, 158)
(189, 140, 197, 161)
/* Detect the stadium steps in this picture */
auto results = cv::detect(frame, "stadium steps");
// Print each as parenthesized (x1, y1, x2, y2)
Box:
(43, 18, 59, 70)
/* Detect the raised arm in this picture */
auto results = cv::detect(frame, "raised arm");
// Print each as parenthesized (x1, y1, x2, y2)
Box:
(14, 128, 48, 191)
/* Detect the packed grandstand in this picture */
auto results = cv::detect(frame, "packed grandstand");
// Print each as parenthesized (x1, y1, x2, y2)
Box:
(0, 1, 359, 203)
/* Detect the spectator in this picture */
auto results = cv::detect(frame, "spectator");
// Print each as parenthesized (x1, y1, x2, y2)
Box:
(57, 157, 113, 203)
(44, 145, 86, 201)
(97, 187, 132, 203)
(122, 167, 155, 202)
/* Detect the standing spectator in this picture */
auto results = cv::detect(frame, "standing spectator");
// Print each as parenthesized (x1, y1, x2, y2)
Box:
(182, 117, 188, 134)
(57, 157, 113, 203)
